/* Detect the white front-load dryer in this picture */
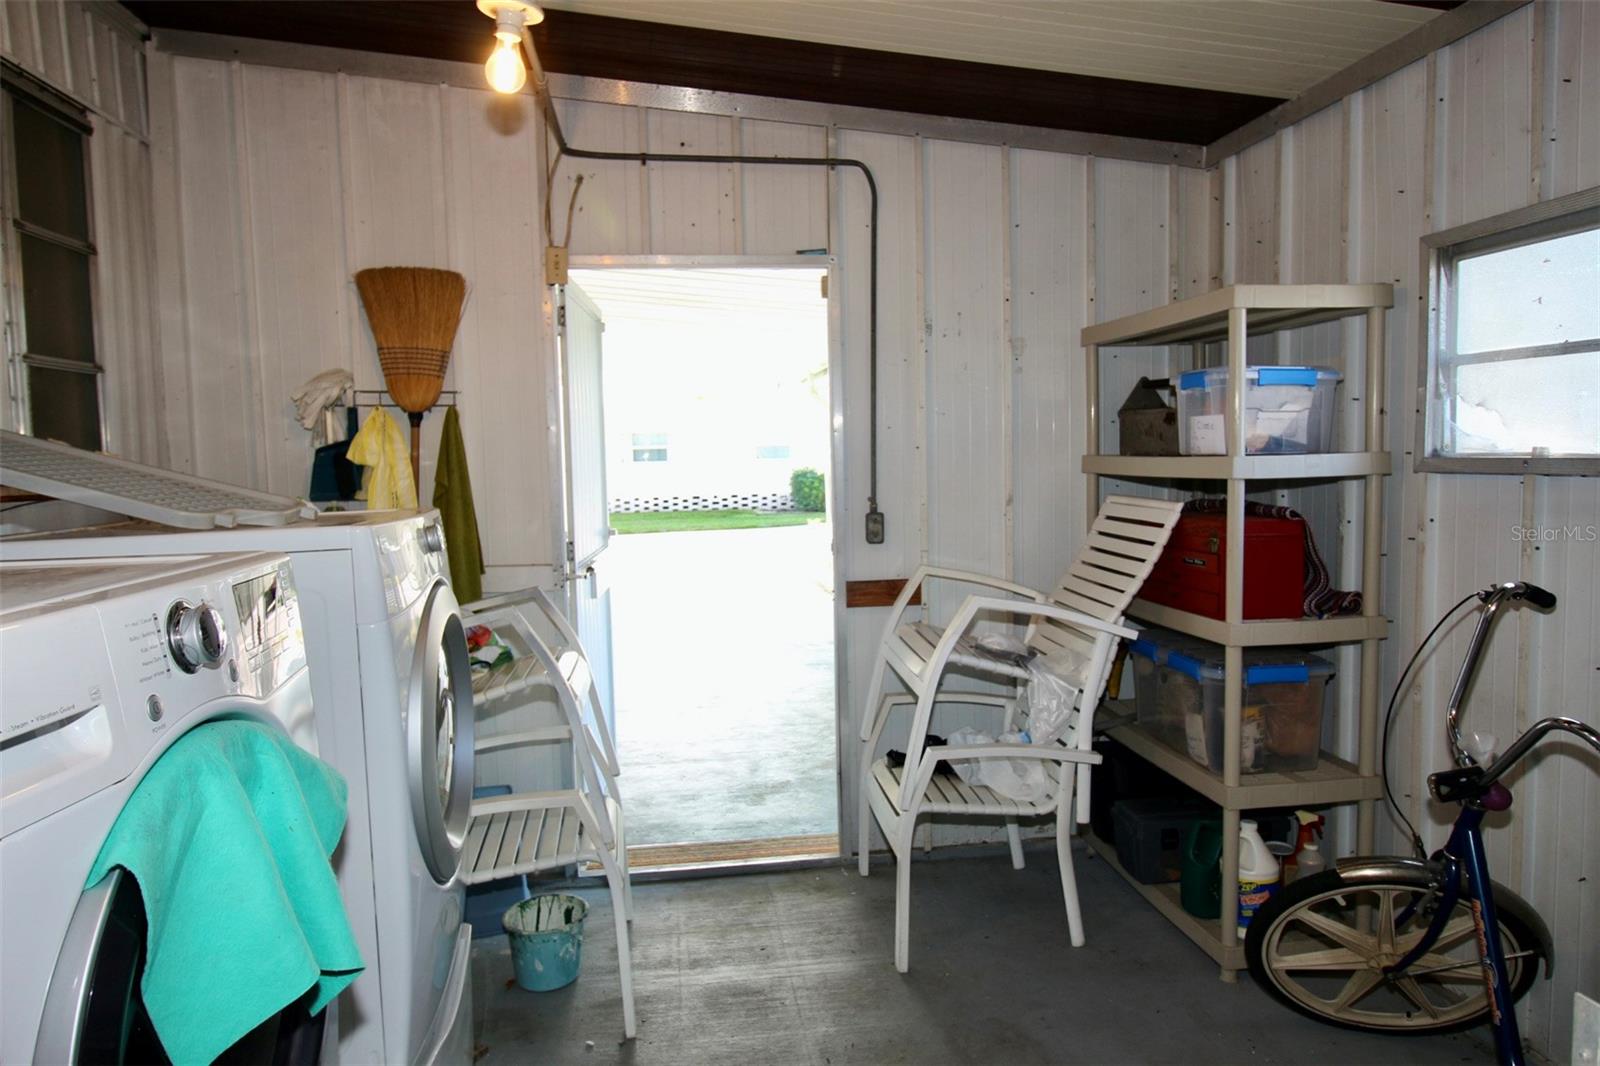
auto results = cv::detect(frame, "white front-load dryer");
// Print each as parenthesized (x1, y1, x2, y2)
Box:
(0, 552, 331, 1063)
(2, 511, 477, 1066)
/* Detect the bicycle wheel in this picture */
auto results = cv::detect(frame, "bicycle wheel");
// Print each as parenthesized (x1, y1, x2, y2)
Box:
(1245, 868, 1542, 1035)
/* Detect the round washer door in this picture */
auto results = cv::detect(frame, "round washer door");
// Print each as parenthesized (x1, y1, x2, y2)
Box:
(408, 580, 476, 884)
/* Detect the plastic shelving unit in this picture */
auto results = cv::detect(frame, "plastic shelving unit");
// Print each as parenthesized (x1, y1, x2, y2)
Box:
(1079, 283, 1394, 978)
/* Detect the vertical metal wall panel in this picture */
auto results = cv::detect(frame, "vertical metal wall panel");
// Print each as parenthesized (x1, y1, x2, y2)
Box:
(1092, 158, 1172, 501)
(645, 108, 737, 254)
(1009, 148, 1089, 594)
(1173, 164, 1216, 300)
(165, 56, 259, 486)
(922, 138, 1007, 621)
(835, 129, 924, 585)
(441, 86, 552, 571)
(33, 0, 67, 92)
(553, 98, 646, 255)
(63, 4, 93, 110)
(1546, 0, 1600, 198)
(236, 65, 348, 498)
(1235, 136, 1280, 283)
(738, 118, 828, 256)
(90, 125, 160, 464)
(1521, 475, 1599, 1052)
(835, 128, 925, 856)
(1436, 4, 1535, 229)
(1, 1, 40, 80)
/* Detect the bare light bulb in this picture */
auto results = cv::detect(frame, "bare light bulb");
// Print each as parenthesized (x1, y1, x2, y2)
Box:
(485, 34, 527, 94)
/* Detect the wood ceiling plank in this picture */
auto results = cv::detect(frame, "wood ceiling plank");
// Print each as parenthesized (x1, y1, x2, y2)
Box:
(121, 0, 1279, 145)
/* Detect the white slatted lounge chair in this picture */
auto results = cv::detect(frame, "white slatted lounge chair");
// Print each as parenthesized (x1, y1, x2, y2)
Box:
(858, 495, 1184, 972)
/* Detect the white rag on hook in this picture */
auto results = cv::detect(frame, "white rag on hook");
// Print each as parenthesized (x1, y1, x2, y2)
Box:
(290, 368, 355, 433)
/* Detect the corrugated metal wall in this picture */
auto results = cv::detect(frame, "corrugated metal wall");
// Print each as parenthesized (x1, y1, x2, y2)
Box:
(1, 0, 160, 462)
(1217, 4, 1599, 1054)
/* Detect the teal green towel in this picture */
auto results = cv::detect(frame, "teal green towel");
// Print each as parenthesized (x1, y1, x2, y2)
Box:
(433, 405, 486, 603)
(86, 720, 364, 1066)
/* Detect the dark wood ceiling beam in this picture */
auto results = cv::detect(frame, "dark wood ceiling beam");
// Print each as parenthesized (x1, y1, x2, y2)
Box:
(121, 0, 1279, 145)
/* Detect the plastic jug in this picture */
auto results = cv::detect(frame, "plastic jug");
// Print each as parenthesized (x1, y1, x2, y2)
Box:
(1236, 819, 1280, 939)
(1293, 842, 1327, 882)
(1180, 820, 1223, 919)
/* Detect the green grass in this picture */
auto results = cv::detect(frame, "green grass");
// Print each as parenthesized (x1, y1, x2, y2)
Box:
(610, 509, 825, 534)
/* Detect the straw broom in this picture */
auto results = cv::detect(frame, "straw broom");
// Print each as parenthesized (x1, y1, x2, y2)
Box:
(354, 267, 467, 490)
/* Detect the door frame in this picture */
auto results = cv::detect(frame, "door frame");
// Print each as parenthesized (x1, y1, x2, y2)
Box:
(563, 253, 848, 847)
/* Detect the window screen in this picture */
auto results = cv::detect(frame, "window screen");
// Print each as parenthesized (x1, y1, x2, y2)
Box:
(3, 78, 102, 451)
(630, 432, 667, 463)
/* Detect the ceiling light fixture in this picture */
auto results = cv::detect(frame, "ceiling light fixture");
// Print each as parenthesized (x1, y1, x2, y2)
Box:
(477, 0, 543, 94)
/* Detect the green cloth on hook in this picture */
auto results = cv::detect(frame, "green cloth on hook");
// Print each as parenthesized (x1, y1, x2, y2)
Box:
(85, 720, 363, 1066)
(433, 405, 485, 603)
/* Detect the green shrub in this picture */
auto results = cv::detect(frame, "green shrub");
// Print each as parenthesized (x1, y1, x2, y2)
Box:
(789, 468, 825, 512)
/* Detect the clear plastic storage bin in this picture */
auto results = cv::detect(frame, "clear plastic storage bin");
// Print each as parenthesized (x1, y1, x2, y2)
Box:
(1128, 627, 1335, 774)
(1177, 365, 1341, 455)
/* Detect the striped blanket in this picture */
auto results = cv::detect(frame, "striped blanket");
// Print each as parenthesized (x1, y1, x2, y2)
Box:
(1183, 498, 1363, 618)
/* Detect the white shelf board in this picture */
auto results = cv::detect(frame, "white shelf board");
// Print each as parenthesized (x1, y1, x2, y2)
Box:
(1083, 452, 1391, 480)
(1127, 599, 1389, 646)
(1081, 283, 1395, 347)
(1106, 722, 1384, 809)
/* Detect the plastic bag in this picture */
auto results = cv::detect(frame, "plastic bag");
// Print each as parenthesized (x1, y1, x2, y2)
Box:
(1024, 660, 1083, 745)
(944, 727, 1052, 803)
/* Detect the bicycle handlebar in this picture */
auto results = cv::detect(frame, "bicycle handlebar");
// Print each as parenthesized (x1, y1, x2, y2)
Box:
(1446, 582, 1560, 768)
(1482, 716, 1600, 786)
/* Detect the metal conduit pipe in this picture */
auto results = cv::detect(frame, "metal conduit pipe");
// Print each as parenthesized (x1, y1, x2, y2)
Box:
(522, 26, 886, 544)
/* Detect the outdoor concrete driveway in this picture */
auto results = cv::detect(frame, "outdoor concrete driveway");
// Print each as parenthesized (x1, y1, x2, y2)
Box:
(604, 522, 838, 845)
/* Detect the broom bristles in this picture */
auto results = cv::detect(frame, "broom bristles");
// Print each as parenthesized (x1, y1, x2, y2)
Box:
(355, 267, 467, 415)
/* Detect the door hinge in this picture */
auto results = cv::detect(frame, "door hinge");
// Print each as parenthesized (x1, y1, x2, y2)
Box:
(557, 305, 567, 328)
(566, 539, 576, 564)
(820, 275, 829, 299)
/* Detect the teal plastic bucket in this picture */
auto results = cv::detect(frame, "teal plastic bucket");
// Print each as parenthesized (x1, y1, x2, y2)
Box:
(504, 894, 588, 991)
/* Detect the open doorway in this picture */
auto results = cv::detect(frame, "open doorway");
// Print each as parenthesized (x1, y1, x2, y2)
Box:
(570, 265, 838, 869)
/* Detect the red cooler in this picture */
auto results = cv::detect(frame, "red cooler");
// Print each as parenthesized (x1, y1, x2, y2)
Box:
(1140, 514, 1304, 620)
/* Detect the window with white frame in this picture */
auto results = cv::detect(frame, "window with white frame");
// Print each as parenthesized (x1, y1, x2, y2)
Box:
(754, 444, 790, 460)
(630, 432, 667, 462)
(1, 70, 103, 451)
(1421, 189, 1599, 473)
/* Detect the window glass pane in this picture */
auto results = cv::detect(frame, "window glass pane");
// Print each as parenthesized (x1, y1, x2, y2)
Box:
(1454, 227, 1600, 353)
(11, 95, 90, 241)
(631, 448, 667, 463)
(1448, 350, 1600, 455)
(20, 234, 96, 362)
(27, 366, 101, 450)
(630, 432, 667, 447)
(755, 445, 791, 460)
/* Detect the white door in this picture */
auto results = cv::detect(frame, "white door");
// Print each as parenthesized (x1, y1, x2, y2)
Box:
(557, 283, 616, 741)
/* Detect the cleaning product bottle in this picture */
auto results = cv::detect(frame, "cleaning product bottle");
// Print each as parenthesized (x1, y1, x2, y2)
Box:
(1237, 819, 1280, 940)
(1281, 809, 1325, 882)
(1294, 842, 1327, 881)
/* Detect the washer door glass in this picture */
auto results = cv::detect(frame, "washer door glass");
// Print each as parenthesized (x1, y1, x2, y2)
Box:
(408, 580, 476, 883)
(37, 869, 327, 1064)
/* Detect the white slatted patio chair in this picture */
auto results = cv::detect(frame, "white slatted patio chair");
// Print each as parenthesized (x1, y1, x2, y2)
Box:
(460, 587, 635, 1038)
(858, 495, 1184, 972)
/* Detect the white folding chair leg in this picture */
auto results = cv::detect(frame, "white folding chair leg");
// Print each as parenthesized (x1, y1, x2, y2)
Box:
(618, 817, 635, 923)
(894, 831, 914, 975)
(599, 850, 637, 1039)
(1005, 819, 1025, 870)
(857, 773, 872, 877)
(1057, 794, 1085, 948)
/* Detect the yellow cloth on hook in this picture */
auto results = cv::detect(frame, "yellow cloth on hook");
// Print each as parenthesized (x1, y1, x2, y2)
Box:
(347, 407, 417, 510)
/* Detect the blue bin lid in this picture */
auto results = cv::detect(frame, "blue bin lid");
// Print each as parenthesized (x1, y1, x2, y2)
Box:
(1178, 365, 1343, 390)
(1135, 627, 1334, 685)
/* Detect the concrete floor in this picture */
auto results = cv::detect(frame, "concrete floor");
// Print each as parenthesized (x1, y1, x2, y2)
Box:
(470, 847, 1486, 1065)
(606, 524, 838, 845)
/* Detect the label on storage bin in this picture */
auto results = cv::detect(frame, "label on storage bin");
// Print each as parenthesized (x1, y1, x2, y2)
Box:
(1187, 414, 1226, 454)
(1237, 878, 1280, 939)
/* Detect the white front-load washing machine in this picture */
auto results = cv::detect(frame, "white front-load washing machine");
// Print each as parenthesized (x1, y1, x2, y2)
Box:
(2, 511, 477, 1066)
(0, 552, 333, 1063)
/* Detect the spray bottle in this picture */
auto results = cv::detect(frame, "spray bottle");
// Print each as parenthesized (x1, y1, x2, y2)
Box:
(1282, 809, 1325, 883)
